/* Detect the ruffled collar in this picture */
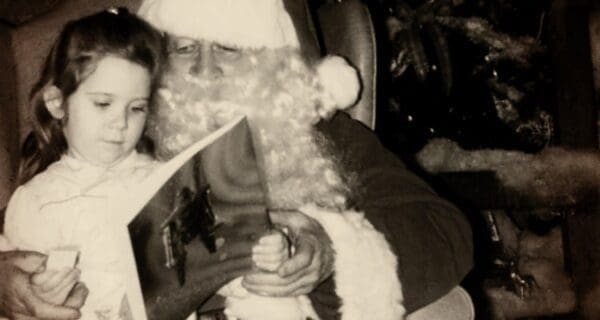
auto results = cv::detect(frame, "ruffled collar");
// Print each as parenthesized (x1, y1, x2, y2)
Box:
(33, 151, 157, 201)
(59, 151, 152, 173)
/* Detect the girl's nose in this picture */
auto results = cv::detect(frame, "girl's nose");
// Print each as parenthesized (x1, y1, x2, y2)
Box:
(109, 108, 128, 130)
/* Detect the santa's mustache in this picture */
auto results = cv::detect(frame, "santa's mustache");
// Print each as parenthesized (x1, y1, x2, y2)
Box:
(149, 57, 352, 209)
(162, 70, 267, 106)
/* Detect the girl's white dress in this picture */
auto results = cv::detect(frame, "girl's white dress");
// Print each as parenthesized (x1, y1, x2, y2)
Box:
(5, 151, 158, 320)
(4, 150, 406, 320)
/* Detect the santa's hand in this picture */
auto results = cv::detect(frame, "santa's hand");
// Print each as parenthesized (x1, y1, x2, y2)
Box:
(242, 210, 334, 296)
(31, 268, 80, 306)
(0, 250, 82, 320)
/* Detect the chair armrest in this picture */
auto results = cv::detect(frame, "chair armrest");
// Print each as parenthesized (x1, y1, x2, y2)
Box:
(407, 286, 475, 320)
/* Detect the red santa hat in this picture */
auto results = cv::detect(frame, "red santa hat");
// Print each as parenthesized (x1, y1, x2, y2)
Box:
(138, 0, 300, 49)
(138, 0, 360, 111)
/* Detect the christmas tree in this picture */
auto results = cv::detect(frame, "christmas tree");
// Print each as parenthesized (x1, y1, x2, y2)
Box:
(376, 0, 554, 153)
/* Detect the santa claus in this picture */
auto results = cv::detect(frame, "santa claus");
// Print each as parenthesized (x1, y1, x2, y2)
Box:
(138, 0, 473, 319)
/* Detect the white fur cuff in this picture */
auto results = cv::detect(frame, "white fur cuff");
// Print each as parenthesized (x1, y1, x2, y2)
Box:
(299, 204, 406, 320)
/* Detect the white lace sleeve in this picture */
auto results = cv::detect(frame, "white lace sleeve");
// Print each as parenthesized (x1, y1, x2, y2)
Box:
(4, 185, 53, 253)
(0, 235, 14, 251)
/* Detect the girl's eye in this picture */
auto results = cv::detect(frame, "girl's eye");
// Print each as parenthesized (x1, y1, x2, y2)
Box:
(131, 104, 148, 113)
(94, 101, 111, 108)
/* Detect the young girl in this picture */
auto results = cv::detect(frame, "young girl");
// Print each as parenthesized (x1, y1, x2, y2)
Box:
(4, 8, 290, 320)
(4, 8, 164, 319)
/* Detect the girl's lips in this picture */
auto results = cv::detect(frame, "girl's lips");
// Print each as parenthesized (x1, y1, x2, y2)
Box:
(103, 139, 124, 145)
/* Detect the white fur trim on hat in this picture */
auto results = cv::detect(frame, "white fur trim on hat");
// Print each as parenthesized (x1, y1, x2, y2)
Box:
(315, 56, 361, 120)
(138, 0, 300, 49)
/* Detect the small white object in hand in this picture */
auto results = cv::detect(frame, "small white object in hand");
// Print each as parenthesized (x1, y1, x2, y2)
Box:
(46, 248, 79, 270)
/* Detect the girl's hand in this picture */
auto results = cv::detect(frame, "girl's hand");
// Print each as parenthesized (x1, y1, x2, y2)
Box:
(31, 268, 81, 306)
(252, 230, 290, 272)
(242, 209, 334, 297)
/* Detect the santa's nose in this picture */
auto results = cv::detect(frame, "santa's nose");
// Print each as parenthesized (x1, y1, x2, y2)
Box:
(190, 43, 223, 79)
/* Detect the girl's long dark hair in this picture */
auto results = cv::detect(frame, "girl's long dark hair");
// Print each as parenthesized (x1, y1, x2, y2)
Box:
(18, 8, 165, 185)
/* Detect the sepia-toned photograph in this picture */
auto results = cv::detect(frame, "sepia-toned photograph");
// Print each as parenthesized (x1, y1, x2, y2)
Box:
(0, 0, 598, 319)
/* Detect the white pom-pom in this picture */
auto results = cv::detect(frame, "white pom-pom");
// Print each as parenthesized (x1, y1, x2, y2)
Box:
(316, 56, 361, 111)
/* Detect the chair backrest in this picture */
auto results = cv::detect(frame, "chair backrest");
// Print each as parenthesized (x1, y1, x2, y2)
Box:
(285, 0, 377, 129)
(317, 0, 377, 129)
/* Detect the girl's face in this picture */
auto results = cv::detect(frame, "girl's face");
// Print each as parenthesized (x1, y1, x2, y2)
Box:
(63, 56, 151, 167)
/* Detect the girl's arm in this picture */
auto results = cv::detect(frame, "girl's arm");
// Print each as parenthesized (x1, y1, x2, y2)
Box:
(4, 186, 80, 305)
(4, 185, 55, 252)
(2, 187, 84, 319)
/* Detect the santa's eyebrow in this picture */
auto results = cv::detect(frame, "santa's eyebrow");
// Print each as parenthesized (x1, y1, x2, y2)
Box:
(169, 36, 198, 45)
(213, 42, 244, 52)
(170, 35, 196, 41)
(214, 43, 238, 50)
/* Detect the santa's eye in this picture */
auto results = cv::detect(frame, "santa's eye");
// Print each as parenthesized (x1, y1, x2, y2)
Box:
(175, 43, 198, 55)
(170, 37, 200, 56)
(213, 44, 241, 59)
(215, 44, 238, 53)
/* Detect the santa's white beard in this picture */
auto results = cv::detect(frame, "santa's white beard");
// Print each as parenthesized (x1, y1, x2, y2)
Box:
(148, 51, 351, 210)
(144, 49, 405, 320)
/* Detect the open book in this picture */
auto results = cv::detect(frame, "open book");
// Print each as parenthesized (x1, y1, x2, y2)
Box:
(118, 116, 270, 320)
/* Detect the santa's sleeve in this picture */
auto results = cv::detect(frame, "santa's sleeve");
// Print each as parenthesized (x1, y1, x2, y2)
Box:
(316, 112, 474, 313)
